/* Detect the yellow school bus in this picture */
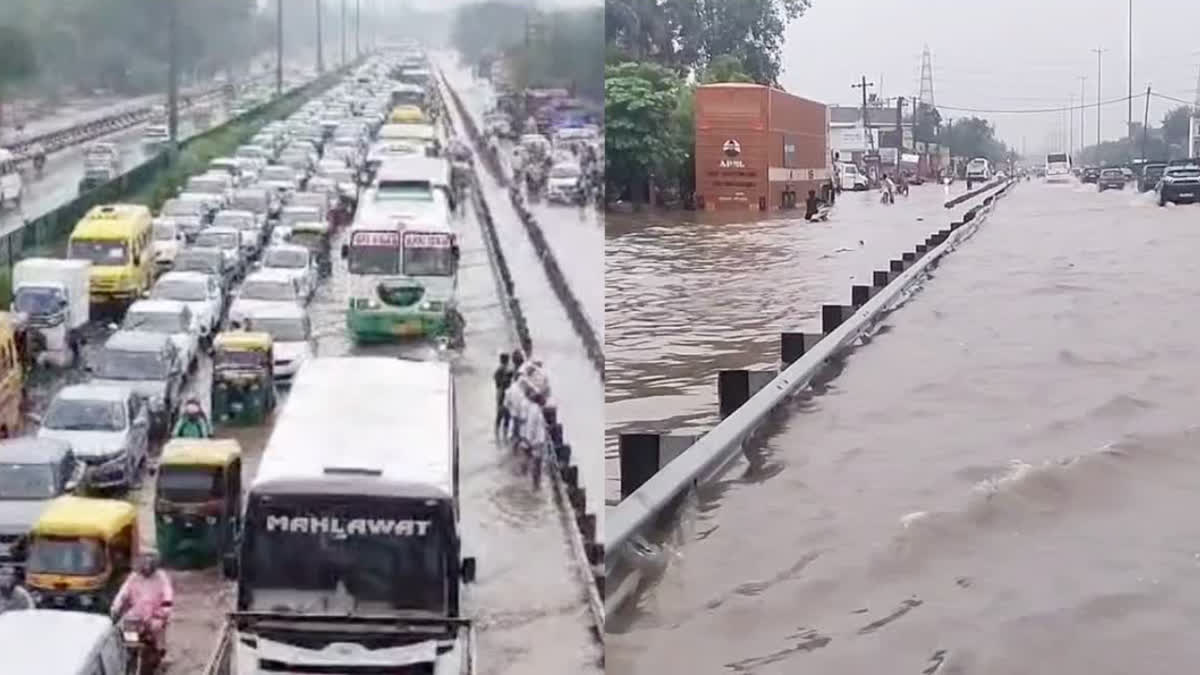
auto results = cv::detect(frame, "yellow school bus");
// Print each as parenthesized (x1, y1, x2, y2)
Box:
(0, 312, 23, 437)
(68, 204, 154, 307)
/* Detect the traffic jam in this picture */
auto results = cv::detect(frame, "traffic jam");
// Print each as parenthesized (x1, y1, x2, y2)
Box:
(0, 45, 512, 674)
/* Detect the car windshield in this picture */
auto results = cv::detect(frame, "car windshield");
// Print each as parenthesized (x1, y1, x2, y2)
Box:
(151, 278, 208, 302)
(264, 248, 308, 268)
(280, 210, 319, 227)
(252, 317, 309, 342)
(551, 165, 580, 178)
(214, 214, 254, 230)
(175, 253, 221, 274)
(44, 397, 126, 431)
(28, 537, 106, 576)
(241, 279, 295, 301)
(163, 200, 201, 217)
(188, 179, 225, 194)
(95, 348, 169, 380)
(123, 310, 187, 334)
(0, 463, 57, 500)
(196, 231, 239, 249)
(232, 195, 267, 213)
(1168, 168, 1200, 178)
(157, 465, 223, 502)
(153, 223, 178, 240)
(1101, 169, 1122, 176)
(69, 240, 128, 265)
(262, 167, 294, 182)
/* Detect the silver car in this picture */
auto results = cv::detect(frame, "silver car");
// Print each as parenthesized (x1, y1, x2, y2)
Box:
(36, 384, 150, 490)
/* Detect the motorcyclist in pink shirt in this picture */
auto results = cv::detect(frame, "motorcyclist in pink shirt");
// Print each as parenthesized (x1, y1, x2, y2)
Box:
(111, 551, 174, 659)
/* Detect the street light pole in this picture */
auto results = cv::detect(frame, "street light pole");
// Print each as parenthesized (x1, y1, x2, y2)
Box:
(316, 0, 324, 74)
(1128, 0, 1133, 143)
(275, 0, 283, 97)
(355, 0, 361, 58)
(1092, 47, 1105, 149)
(167, 0, 179, 143)
(341, 0, 347, 66)
(1078, 76, 1086, 159)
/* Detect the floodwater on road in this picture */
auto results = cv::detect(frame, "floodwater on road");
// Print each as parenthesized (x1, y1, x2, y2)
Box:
(604, 183, 985, 502)
(606, 180, 1200, 674)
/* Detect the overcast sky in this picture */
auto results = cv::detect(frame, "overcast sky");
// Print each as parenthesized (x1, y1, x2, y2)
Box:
(781, 0, 1200, 156)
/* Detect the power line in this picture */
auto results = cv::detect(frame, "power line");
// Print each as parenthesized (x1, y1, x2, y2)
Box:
(934, 92, 1145, 115)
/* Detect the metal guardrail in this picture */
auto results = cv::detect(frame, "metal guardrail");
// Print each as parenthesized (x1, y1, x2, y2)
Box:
(607, 179, 1019, 567)
(200, 622, 234, 675)
(439, 73, 604, 376)
(438, 71, 606, 643)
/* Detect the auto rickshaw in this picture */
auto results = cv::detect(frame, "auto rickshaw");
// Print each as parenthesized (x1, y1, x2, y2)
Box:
(155, 438, 243, 570)
(24, 496, 137, 613)
(211, 331, 277, 426)
(287, 221, 332, 279)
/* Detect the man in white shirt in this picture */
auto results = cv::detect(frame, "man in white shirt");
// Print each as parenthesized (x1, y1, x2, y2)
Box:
(520, 390, 550, 489)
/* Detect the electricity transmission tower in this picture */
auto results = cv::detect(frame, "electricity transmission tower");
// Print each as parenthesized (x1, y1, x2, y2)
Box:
(917, 45, 935, 108)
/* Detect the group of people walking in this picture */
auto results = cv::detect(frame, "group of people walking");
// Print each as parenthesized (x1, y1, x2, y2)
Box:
(494, 350, 556, 489)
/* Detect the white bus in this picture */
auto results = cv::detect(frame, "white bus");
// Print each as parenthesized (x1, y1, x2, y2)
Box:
(1045, 152, 1072, 183)
(232, 357, 476, 672)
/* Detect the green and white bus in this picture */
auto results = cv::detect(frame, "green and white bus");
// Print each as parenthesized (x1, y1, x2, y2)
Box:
(343, 161, 461, 343)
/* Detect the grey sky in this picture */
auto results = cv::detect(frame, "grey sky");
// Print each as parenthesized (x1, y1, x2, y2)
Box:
(781, 0, 1200, 157)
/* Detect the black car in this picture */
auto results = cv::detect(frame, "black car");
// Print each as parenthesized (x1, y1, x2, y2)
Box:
(1081, 167, 1100, 183)
(1156, 165, 1200, 205)
(1137, 163, 1167, 192)
(1097, 168, 1126, 191)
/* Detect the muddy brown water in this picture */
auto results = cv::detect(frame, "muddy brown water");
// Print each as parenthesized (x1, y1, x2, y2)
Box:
(606, 181, 1200, 674)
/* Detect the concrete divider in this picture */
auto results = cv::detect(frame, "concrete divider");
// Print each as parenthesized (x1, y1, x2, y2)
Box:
(438, 73, 604, 376)
(607, 178, 1019, 615)
(944, 176, 1005, 208)
(437, 72, 605, 640)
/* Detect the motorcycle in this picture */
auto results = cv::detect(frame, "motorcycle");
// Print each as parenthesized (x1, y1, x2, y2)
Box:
(120, 615, 164, 675)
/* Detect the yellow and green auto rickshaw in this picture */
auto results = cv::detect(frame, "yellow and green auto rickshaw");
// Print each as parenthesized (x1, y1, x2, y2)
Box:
(287, 221, 332, 279)
(154, 438, 243, 570)
(211, 331, 276, 426)
(24, 496, 137, 613)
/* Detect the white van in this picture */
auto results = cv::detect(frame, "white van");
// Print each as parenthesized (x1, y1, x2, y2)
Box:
(0, 609, 127, 674)
(837, 162, 868, 191)
(0, 149, 24, 208)
(965, 157, 992, 181)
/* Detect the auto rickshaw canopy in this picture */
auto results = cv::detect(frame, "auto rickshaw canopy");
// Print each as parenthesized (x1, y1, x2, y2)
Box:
(31, 496, 136, 540)
(289, 220, 330, 236)
(160, 438, 242, 468)
(214, 331, 274, 353)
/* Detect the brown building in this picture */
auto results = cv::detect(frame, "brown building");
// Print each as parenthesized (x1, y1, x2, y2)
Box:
(694, 83, 830, 212)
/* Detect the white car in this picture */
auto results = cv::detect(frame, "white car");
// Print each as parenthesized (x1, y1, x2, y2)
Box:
(151, 220, 187, 271)
(121, 299, 201, 371)
(212, 210, 263, 257)
(240, 303, 314, 386)
(229, 268, 306, 323)
(194, 226, 246, 274)
(260, 244, 316, 298)
(149, 271, 224, 337)
(36, 384, 150, 490)
(184, 173, 235, 209)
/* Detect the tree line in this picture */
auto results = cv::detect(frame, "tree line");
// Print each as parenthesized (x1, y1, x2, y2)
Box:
(450, 2, 603, 103)
(1074, 105, 1195, 166)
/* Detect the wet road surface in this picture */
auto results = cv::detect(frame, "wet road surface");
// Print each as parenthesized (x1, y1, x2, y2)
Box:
(606, 179, 1200, 674)
(604, 183, 988, 502)
(438, 55, 604, 337)
(440, 58, 605, 525)
(23, 97, 602, 675)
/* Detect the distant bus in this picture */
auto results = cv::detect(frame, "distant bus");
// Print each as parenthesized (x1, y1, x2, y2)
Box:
(1045, 152, 1072, 183)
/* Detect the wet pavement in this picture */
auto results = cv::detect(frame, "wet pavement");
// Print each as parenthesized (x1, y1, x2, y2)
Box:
(23, 84, 601, 674)
(437, 54, 604, 337)
(440, 57, 605, 525)
(604, 183, 988, 502)
(605, 179, 1200, 674)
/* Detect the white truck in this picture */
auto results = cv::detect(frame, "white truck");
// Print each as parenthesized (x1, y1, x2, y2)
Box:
(11, 258, 91, 367)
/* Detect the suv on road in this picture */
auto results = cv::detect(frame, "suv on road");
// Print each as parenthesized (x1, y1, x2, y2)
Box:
(1157, 165, 1200, 206)
(1137, 163, 1167, 192)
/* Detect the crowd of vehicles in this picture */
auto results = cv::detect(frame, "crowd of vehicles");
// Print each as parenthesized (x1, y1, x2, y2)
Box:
(0, 46, 482, 673)
(1048, 153, 1200, 205)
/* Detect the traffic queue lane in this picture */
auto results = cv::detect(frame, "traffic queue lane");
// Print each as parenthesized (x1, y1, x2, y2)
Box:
(438, 56, 604, 337)
(439, 70, 606, 535)
(603, 181, 987, 502)
(76, 102, 602, 673)
(606, 181, 1200, 674)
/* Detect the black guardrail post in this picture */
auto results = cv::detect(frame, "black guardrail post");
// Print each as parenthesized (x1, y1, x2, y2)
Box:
(779, 331, 825, 365)
(618, 433, 697, 499)
(717, 369, 776, 419)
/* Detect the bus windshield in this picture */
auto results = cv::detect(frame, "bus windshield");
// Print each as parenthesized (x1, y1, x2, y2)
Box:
(402, 232, 456, 277)
(241, 497, 450, 615)
(1046, 153, 1068, 164)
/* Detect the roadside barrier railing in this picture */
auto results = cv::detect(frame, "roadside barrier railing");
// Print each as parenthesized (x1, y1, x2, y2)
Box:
(606, 177, 1017, 616)
(438, 72, 606, 643)
(439, 73, 604, 376)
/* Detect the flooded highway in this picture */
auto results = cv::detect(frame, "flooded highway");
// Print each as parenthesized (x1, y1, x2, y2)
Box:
(440, 57, 606, 524)
(605, 179, 1200, 674)
(604, 183, 989, 502)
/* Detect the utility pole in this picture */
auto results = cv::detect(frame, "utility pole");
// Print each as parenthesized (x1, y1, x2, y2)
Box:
(1078, 76, 1087, 159)
(355, 0, 361, 58)
(341, 0, 347, 66)
(1127, 0, 1133, 143)
(1141, 85, 1151, 160)
(316, 0, 324, 73)
(1067, 95, 1073, 154)
(275, 0, 283, 97)
(167, 0, 180, 143)
(1092, 48, 1106, 150)
(852, 76, 876, 146)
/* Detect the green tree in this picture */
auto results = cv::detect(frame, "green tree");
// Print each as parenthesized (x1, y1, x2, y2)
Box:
(605, 61, 684, 203)
(1160, 105, 1192, 148)
(943, 117, 1012, 164)
(0, 24, 37, 129)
